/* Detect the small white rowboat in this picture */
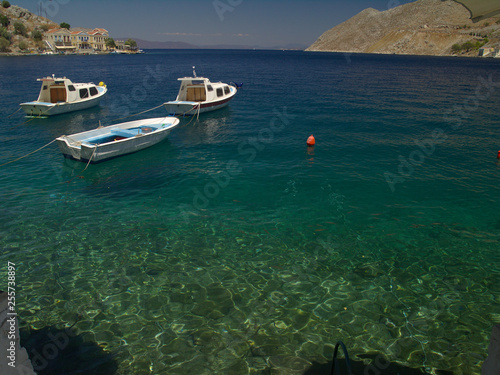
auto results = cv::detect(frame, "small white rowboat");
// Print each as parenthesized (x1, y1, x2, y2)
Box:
(56, 117, 180, 163)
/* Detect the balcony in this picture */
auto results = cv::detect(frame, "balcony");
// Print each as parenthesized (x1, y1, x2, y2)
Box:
(54, 41, 73, 47)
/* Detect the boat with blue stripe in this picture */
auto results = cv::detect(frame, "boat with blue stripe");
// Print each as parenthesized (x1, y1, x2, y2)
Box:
(56, 116, 180, 163)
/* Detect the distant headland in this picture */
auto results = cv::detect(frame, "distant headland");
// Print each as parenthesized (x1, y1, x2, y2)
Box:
(306, 0, 500, 57)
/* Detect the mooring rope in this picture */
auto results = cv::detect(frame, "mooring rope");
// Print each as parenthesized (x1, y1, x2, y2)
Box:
(11, 102, 167, 131)
(2, 101, 190, 169)
(180, 104, 201, 127)
(82, 145, 98, 172)
(8, 109, 54, 130)
(7, 107, 22, 118)
(0, 138, 57, 167)
(62, 144, 99, 184)
(107, 103, 165, 124)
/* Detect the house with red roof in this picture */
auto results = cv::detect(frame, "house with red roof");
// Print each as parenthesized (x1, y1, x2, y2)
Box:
(44, 27, 110, 53)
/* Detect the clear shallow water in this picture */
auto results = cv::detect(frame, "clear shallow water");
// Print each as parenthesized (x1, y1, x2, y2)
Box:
(0, 50, 499, 374)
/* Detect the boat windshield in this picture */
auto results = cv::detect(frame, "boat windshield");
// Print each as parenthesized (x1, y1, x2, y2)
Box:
(191, 80, 205, 86)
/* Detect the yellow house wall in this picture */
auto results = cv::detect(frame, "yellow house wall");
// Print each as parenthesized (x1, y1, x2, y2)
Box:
(45, 29, 110, 51)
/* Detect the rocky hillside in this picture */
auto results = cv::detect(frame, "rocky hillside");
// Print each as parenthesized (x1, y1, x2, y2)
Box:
(306, 0, 500, 56)
(0, 3, 58, 53)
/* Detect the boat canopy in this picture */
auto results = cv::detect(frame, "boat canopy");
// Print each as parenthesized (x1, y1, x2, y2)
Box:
(177, 77, 211, 84)
(37, 76, 72, 83)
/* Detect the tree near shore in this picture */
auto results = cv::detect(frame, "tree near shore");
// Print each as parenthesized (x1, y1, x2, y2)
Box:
(0, 14, 8, 27)
(0, 36, 10, 52)
(13, 21, 27, 36)
(60, 22, 70, 30)
(18, 40, 28, 50)
(0, 26, 10, 41)
(31, 29, 43, 41)
(125, 38, 137, 49)
(451, 38, 489, 54)
(105, 38, 116, 49)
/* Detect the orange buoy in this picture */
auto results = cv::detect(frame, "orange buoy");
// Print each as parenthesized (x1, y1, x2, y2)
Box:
(498, 150, 500, 159)
(307, 135, 315, 147)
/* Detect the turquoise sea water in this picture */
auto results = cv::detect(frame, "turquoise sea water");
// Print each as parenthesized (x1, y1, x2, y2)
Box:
(0, 50, 499, 374)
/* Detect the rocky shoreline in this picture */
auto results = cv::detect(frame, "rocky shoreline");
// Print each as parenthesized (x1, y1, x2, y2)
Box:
(306, 0, 500, 57)
(0, 50, 141, 56)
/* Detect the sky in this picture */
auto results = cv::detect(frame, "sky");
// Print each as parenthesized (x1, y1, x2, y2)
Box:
(13, 0, 416, 48)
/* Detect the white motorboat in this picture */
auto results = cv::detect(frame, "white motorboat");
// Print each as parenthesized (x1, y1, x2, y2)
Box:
(56, 117, 180, 163)
(164, 67, 239, 116)
(20, 75, 107, 116)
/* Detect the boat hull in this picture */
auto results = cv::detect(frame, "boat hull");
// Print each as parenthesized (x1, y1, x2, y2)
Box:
(20, 86, 106, 116)
(56, 117, 180, 163)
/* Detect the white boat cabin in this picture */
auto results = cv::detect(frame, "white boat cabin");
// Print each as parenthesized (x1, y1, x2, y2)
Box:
(175, 77, 233, 103)
(164, 67, 238, 116)
(36, 76, 102, 104)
